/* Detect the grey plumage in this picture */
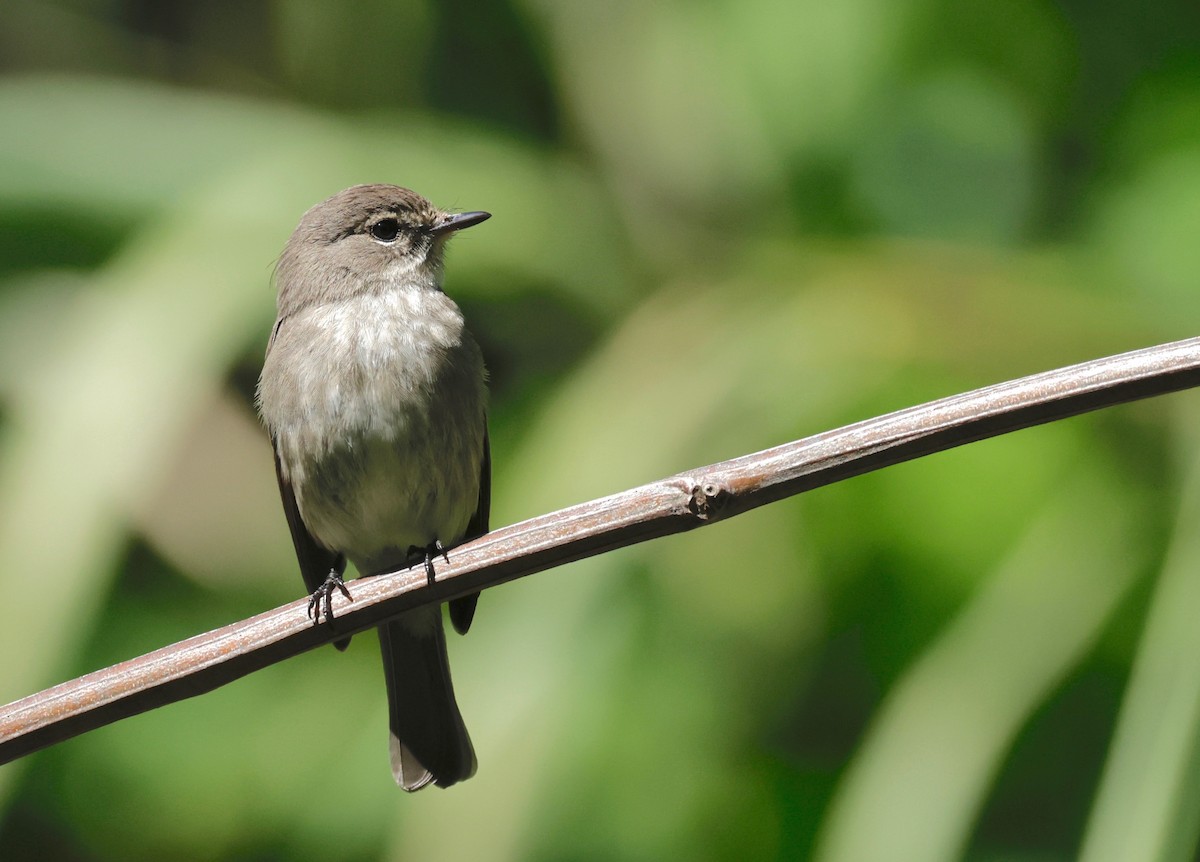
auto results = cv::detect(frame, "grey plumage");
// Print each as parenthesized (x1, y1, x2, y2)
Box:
(257, 184, 490, 790)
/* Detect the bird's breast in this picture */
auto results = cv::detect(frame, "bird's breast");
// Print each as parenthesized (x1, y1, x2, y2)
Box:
(261, 288, 487, 567)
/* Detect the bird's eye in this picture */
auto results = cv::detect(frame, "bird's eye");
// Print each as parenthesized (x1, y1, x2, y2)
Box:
(370, 218, 400, 242)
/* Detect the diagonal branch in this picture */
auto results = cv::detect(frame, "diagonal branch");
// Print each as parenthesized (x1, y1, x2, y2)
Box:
(2, 335, 1200, 764)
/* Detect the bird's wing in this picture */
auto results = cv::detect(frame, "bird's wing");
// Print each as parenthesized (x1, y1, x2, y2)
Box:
(272, 441, 346, 597)
(448, 427, 489, 635)
(266, 315, 347, 596)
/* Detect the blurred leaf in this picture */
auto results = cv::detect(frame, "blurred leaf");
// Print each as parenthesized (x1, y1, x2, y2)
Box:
(814, 466, 1148, 862)
(131, 391, 296, 590)
(0, 159, 293, 805)
(906, 0, 1077, 126)
(1079, 403, 1200, 862)
(0, 76, 636, 310)
(522, 0, 912, 225)
(274, 0, 431, 107)
(849, 72, 1038, 242)
(1089, 148, 1200, 325)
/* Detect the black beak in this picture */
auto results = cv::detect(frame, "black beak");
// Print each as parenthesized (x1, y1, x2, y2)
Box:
(431, 211, 491, 236)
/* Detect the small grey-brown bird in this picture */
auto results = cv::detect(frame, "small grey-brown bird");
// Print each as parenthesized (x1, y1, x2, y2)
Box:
(257, 184, 490, 790)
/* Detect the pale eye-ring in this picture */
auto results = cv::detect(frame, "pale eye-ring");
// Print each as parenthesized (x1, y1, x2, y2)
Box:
(370, 218, 400, 242)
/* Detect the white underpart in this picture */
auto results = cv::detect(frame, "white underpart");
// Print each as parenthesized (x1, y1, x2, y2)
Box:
(260, 282, 486, 576)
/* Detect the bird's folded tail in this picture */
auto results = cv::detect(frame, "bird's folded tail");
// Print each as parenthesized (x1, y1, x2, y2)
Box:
(378, 607, 477, 791)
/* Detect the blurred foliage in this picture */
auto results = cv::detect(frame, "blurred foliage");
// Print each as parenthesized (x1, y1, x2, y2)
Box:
(1, 1, 1200, 860)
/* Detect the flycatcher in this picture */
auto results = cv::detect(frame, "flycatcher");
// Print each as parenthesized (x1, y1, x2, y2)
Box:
(257, 184, 491, 790)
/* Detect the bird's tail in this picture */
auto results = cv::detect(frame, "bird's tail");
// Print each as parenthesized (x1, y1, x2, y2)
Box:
(378, 607, 477, 790)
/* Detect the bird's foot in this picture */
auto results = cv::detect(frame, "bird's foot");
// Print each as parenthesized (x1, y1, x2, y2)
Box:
(407, 539, 450, 586)
(307, 569, 353, 625)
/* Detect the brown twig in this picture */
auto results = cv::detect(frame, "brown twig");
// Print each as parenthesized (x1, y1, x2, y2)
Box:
(2, 335, 1199, 764)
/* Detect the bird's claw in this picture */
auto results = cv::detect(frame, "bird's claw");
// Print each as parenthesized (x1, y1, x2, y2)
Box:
(307, 570, 353, 626)
(408, 539, 450, 586)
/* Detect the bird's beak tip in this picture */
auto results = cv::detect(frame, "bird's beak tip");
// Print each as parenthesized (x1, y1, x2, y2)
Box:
(432, 211, 491, 235)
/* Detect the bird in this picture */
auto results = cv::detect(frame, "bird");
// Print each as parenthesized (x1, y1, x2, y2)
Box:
(257, 184, 491, 790)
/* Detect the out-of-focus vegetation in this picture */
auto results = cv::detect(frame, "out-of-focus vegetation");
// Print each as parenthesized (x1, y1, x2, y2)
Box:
(2, 1, 1200, 860)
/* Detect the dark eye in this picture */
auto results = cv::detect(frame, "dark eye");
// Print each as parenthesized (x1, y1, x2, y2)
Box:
(370, 218, 400, 242)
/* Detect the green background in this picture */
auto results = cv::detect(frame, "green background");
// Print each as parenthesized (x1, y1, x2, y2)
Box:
(2, 1, 1200, 860)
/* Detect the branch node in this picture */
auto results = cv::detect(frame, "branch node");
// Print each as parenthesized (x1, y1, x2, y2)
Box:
(689, 478, 732, 521)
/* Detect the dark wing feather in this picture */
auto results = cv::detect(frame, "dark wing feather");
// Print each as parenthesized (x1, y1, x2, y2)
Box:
(448, 427, 490, 636)
(273, 441, 349, 649)
(266, 316, 347, 596)
(273, 444, 345, 595)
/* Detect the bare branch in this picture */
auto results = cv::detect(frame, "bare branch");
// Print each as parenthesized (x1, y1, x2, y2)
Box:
(3, 335, 1199, 764)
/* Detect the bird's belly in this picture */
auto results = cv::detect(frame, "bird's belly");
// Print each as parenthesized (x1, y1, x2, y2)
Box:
(300, 427, 481, 574)
(263, 293, 487, 573)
